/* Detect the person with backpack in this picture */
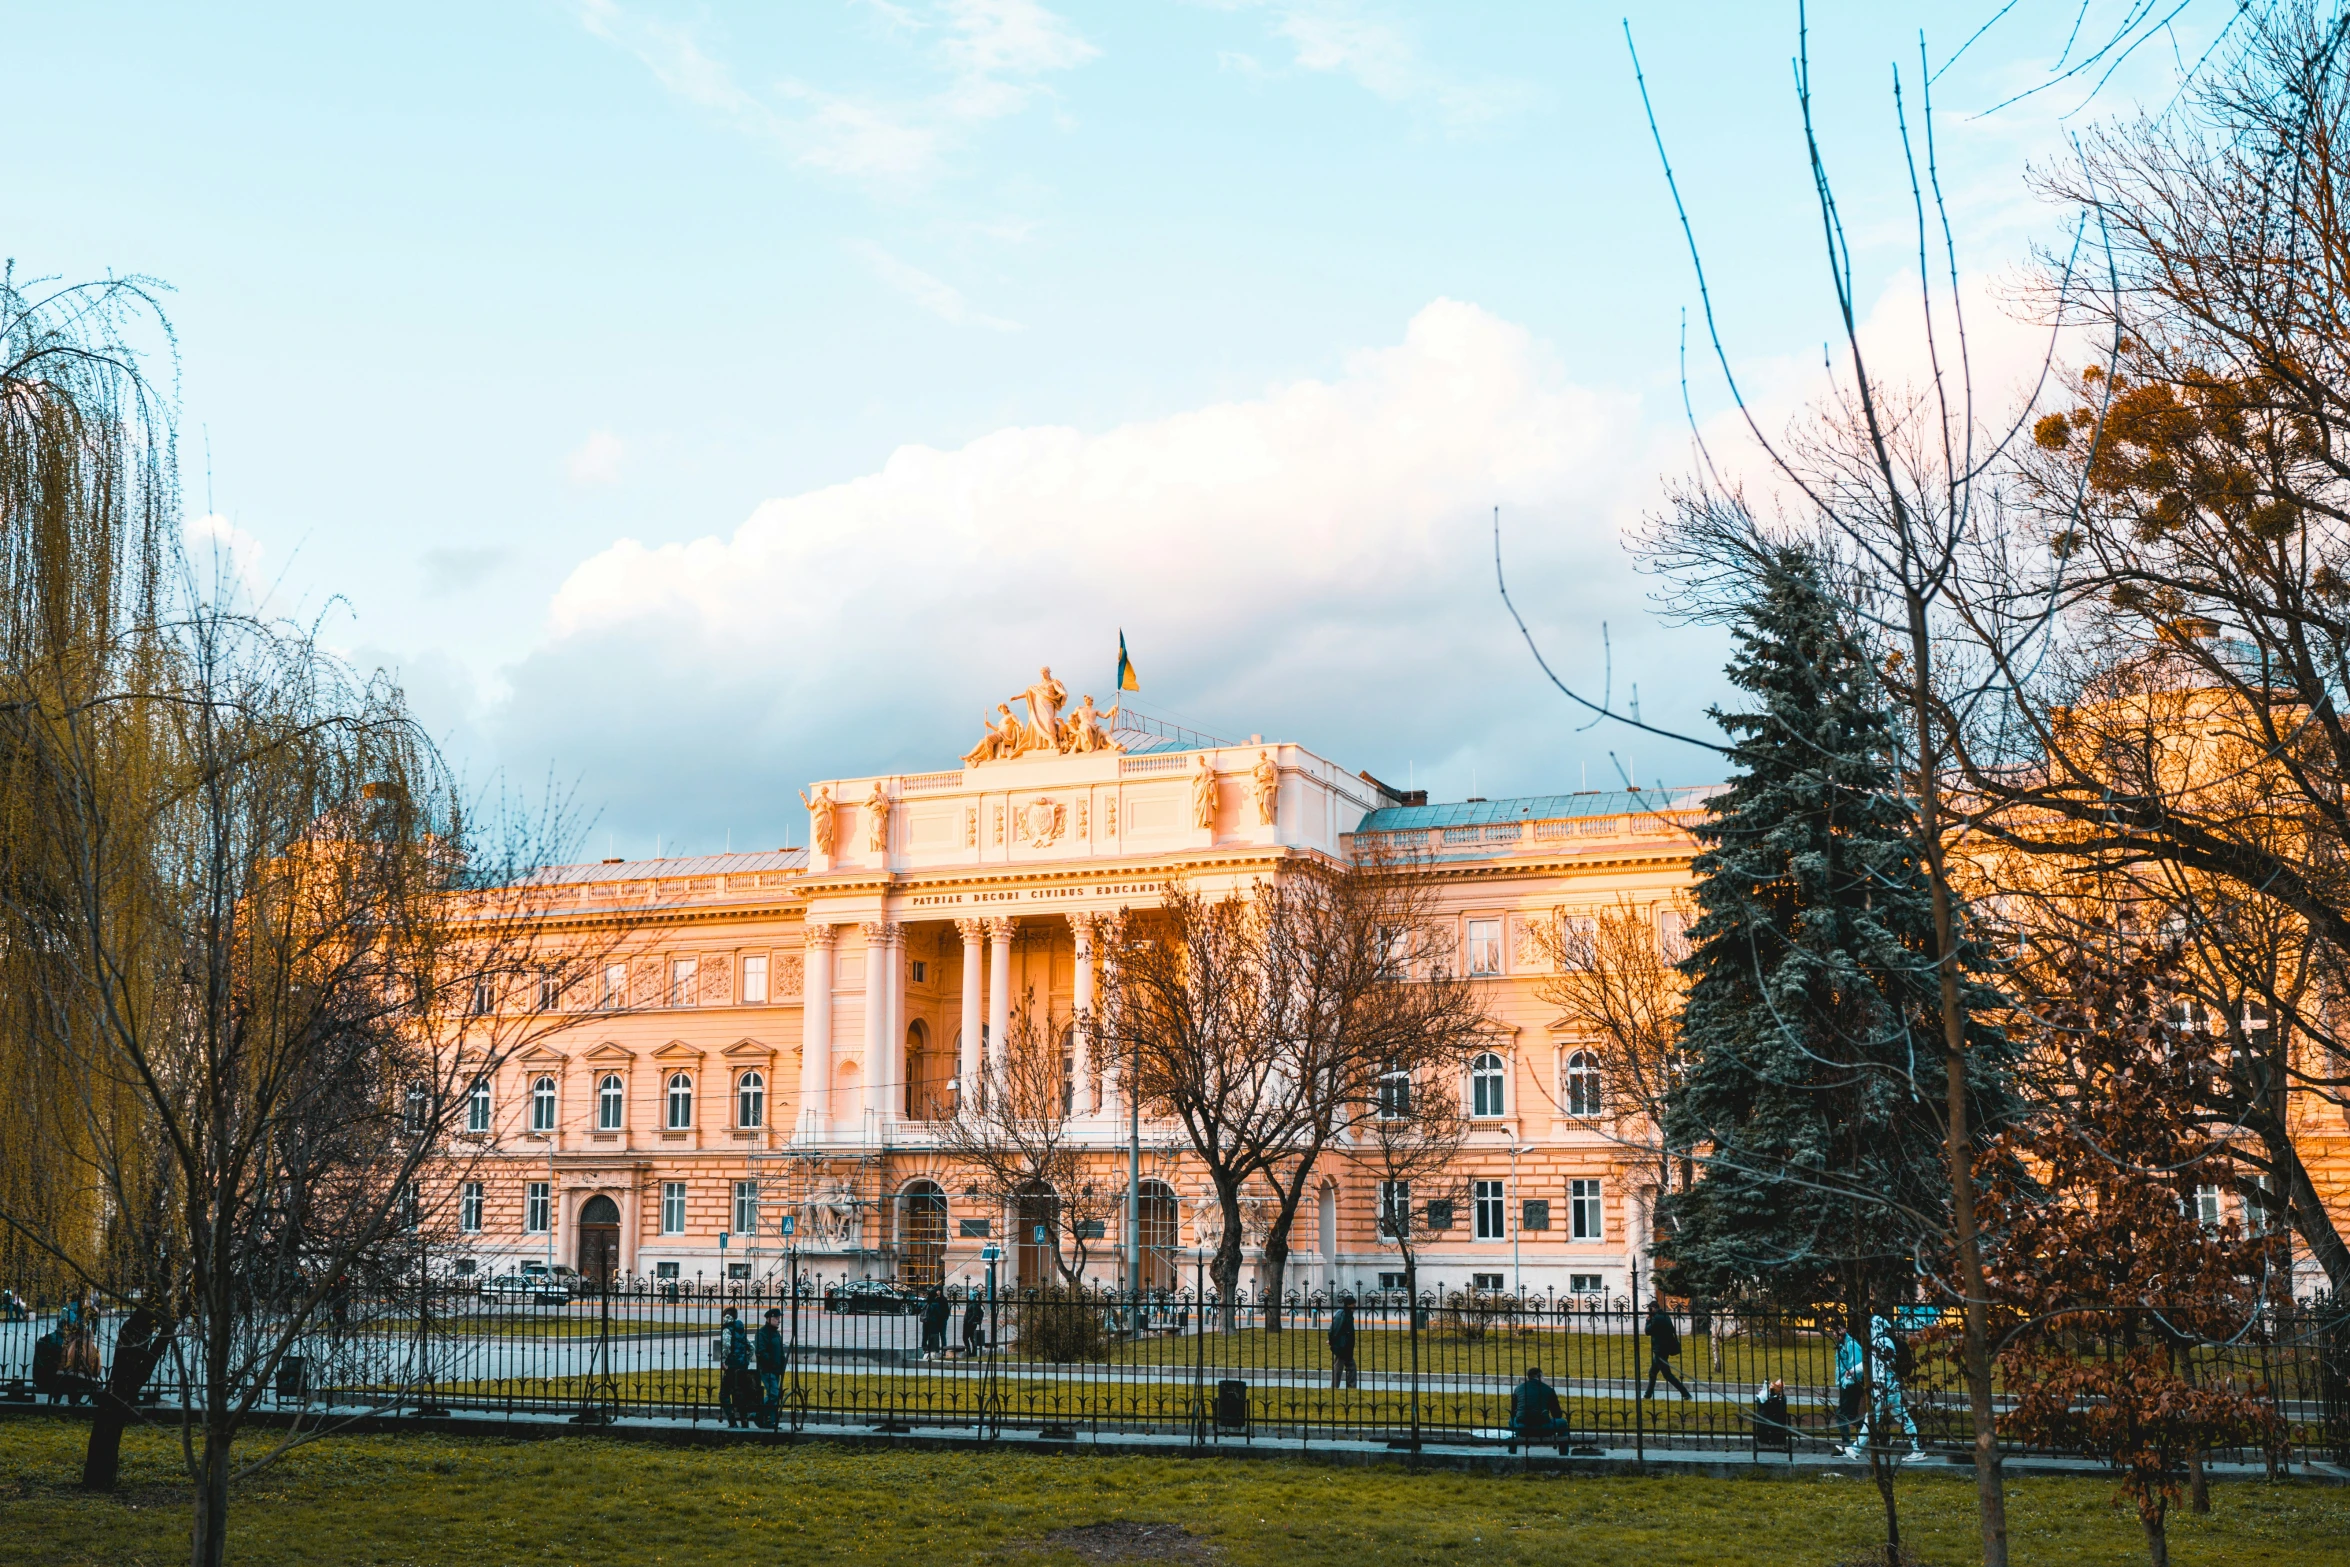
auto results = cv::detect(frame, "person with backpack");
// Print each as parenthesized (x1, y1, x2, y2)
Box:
(1842, 1312, 1926, 1462)
(716, 1307, 754, 1428)
(1326, 1296, 1358, 1390)
(753, 1308, 786, 1430)
(1641, 1298, 1692, 1399)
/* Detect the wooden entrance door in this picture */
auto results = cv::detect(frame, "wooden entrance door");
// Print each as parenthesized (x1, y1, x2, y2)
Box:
(577, 1194, 621, 1288)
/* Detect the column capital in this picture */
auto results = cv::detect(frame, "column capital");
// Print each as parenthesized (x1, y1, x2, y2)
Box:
(1067, 910, 1098, 949)
(860, 919, 890, 943)
(987, 915, 1017, 942)
(803, 922, 840, 950)
(955, 917, 989, 945)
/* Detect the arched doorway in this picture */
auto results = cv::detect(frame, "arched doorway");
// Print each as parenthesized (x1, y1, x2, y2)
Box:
(900, 1180, 947, 1288)
(904, 1021, 951, 1120)
(1137, 1180, 1178, 1294)
(1016, 1182, 1059, 1290)
(577, 1194, 621, 1287)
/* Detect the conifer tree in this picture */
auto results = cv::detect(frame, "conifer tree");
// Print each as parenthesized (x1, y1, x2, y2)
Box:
(1657, 547, 2014, 1309)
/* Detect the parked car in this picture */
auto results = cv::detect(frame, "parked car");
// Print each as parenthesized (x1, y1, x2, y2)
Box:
(823, 1280, 924, 1316)
(477, 1273, 571, 1306)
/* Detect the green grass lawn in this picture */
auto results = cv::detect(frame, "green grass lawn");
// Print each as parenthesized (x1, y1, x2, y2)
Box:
(2, 1416, 2344, 1567)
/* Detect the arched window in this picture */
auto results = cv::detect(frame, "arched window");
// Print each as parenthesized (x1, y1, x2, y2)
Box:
(1564, 1051, 1603, 1117)
(900, 1179, 947, 1288)
(529, 1075, 556, 1132)
(466, 1080, 492, 1134)
(666, 1072, 694, 1129)
(404, 1086, 430, 1134)
(737, 1071, 765, 1129)
(597, 1073, 624, 1130)
(1470, 1052, 1507, 1118)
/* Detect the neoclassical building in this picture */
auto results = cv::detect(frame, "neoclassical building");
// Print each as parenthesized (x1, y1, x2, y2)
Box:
(443, 673, 2350, 1300)
(447, 672, 1719, 1300)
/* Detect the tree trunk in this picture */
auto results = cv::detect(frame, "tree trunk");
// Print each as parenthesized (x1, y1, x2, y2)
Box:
(1905, 588, 2009, 1567)
(2188, 1451, 2210, 1514)
(2137, 1492, 2170, 1567)
(82, 1326, 164, 1492)
(1260, 1226, 1291, 1333)
(1211, 1180, 1245, 1333)
(191, 1420, 232, 1567)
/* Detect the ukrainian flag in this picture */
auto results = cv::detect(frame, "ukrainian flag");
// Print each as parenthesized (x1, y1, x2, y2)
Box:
(1116, 632, 1140, 693)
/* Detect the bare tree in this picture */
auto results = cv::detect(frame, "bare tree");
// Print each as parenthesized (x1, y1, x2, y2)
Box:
(1345, 1057, 1470, 1450)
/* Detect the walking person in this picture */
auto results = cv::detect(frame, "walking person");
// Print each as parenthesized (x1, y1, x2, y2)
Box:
(717, 1306, 754, 1428)
(1505, 1365, 1568, 1455)
(961, 1292, 986, 1359)
(1830, 1313, 1867, 1438)
(1640, 1298, 1691, 1400)
(1326, 1296, 1358, 1390)
(1842, 1312, 1927, 1463)
(920, 1286, 951, 1361)
(754, 1308, 787, 1430)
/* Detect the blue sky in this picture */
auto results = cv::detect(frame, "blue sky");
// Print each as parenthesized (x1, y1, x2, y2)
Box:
(12, 2, 2206, 858)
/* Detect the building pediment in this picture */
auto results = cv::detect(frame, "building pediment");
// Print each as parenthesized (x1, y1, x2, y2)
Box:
(721, 1038, 774, 1060)
(651, 1039, 704, 1063)
(582, 1041, 636, 1063)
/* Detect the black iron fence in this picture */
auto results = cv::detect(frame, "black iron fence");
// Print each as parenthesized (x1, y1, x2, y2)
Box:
(3, 1275, 2342, 1466)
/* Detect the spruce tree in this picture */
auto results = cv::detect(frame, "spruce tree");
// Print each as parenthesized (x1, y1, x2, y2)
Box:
(1657, 547, 2014, 1308)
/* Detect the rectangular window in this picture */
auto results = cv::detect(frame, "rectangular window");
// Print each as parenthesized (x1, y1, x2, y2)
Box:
(538, 970, 561, 1011)
(1378, 1272, 1409, 1292)
(2194, 1183, 2224, 1228)
(602, 962, 628, 1009)
(910, 960, 927, 984)
(670, 957, 698, 1008)
(655, 1261, 680, 1281)
(1556, 914, 1597, 970)
(1376, 1068, 1411, 1120)
(525, 1181, 550, 1234)
(466, 1082, 491, 1134)
(1378, 1180, 1411, 1239)
(661, 1182, 687, 1234)
(1425, 1199, 1454, 1231)
(1656, 906, 1691, 961)
(1473, 1179, 1505, 1240)
(732, 1179, 758, 1236)
(1569, 1272, 1605, 1294)
(1521, 1199, 1550, 1232)
(470, 978, 493, 1016)
(460, 1181, 483, 1233)
(1472, 1272, 1505, 1292)
(1467, 918, 1503, 976)
(1570, 1179, 1603, 1241)
(741, 955, 768, 1004)
(727, 1262, 751, 1281)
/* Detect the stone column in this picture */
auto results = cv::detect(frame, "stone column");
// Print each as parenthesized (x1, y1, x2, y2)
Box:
(987, 917, 1014, 1076)
(799, 924, 837, 1137)
(861, 921, 892, 1130)
(1070, 912, 1097, 1115)
(956, 918, 986, 1109)
(883, 922, 906, 1126)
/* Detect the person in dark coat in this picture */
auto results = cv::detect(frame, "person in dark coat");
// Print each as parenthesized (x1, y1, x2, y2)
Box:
(1641, 1299, 1692, 1399)
(1505, 1365, 1568, 1454)
(1327, 1297, 1358, 1389)
(754, 1308, 787, 1429)
(920, 1286, 952, 1360)
(961, 1293, 986, 1358)
(1752, 1378, 1794, 1452)
(717, 1307, 754, 1427)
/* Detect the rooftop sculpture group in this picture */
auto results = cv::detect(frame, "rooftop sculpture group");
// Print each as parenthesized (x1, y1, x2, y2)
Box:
(963, 665, 1122, 766)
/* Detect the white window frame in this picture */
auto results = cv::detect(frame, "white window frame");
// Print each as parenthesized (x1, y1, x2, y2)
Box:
(1467, 918, 1503, 976)
(1473, 1179, 1505, 1240)
(1471, 1271, 1505, 1292)
(1555, 913, 1597, 971)
(525, 1181, 550, 1234)
(597, 1072, 624, 1131)
(741, 954, 768, 1005)
(1470, 1051, 1507, 1118)
(459, 1180, 483, 1233)
(660, 1181, 687, 1234)
(1563, 1050, 1603, 1118)
(1568, 1272, 1605, 1295)
(732, 1179, 759, 1236)
(737, 1071, 765, 1129)
(1377, 1180, 1411, 1240)
(666, 1072, 694, 1129)
(1376, 1066, 1411, 1121)
(1657, 906, 1691, 962)
(1570, 1178, 1603, 1241)
(529, 1075, 557, 1133)
(2194, 1183, 2224, 1228)
(602, 962, 628, 1009)
(669, 957, 698, 1008)
(466, 1080, 492, 1134)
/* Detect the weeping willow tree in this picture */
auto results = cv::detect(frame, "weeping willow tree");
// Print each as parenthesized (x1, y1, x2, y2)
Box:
(0, 272, 633, 1564)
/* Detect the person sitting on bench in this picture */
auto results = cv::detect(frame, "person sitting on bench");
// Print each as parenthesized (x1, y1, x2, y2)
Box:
(1506, 1365, 1568, 1454)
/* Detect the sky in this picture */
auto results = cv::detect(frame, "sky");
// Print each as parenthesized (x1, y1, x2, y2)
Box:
(10, 2, 2218, 860)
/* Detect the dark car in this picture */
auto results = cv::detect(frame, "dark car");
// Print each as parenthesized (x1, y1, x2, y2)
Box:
(823, 1280, 924, 1316)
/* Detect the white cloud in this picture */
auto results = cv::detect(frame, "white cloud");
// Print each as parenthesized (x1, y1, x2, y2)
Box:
(846, 240, 1022, 330)
(185, 512, 270, 606)
(488, 300, 1708, 845)
(576, 0, 1097, 191)
(1227, 2, 1535, 131)
(565, 429, 626, 486)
